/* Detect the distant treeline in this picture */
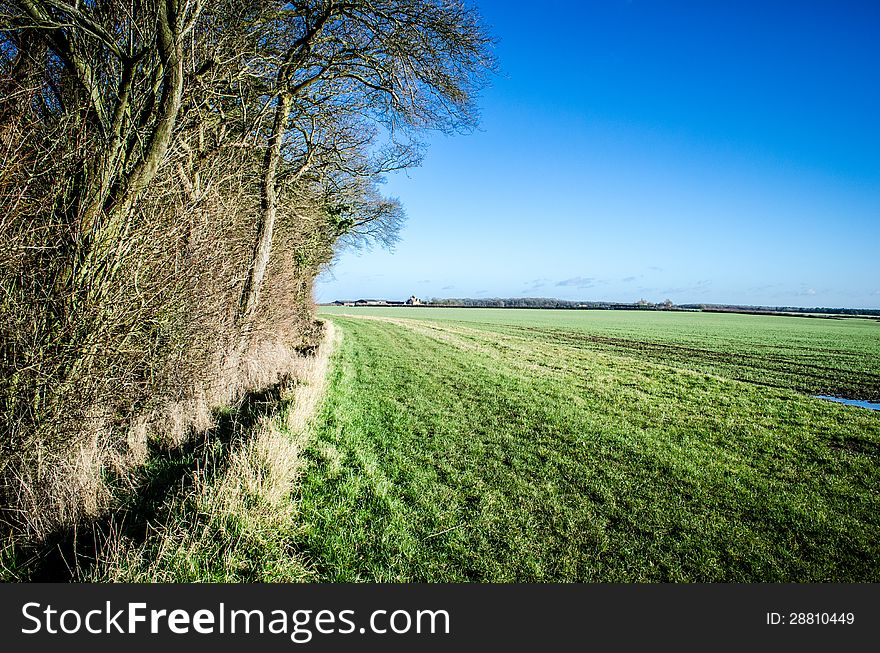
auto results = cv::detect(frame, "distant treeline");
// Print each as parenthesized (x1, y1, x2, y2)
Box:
(423, 298, 880, 316)
(679, 304, 880, 317)
(426, 297, 678, 309)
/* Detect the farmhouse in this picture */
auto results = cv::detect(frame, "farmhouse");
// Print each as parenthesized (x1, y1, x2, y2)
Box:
(332, 295, 423, 307)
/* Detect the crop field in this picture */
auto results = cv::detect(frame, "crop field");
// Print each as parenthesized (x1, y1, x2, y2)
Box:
(301, 307, 880, 581)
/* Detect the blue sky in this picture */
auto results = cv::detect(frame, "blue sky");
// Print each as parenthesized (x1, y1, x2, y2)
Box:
(316, 0, 880, 308)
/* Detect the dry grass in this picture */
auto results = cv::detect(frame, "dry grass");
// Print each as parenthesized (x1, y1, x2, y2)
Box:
(86, 321, 338, 582)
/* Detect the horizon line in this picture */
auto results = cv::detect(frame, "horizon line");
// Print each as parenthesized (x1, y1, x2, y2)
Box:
(320, 296, 880, 313)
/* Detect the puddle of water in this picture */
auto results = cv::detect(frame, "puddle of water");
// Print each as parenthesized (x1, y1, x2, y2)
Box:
(815, 395, 880, 411)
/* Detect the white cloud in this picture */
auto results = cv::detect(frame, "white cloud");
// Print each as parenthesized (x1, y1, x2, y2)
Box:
(556, 276, 595, 288)
(524, 278, 551, 290)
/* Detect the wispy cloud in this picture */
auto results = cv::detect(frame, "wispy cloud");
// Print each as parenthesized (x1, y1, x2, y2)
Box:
(524, 278, 551, 290)
(747, 282, 782, 292)
(556, 276, 595, 289)
(786, 284, 819, 297)
(660, 280, 711, 295)
(441, 285, 455, 291)
(648, 266, 663, 272)
(418, 279, 431, 284)
(621, 276, 638, 283)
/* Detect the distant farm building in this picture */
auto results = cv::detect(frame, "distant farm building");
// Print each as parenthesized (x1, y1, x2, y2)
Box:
(333, 295, 422, 307)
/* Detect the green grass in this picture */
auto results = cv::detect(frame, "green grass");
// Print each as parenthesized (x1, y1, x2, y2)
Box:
(299, 308, 880, 581)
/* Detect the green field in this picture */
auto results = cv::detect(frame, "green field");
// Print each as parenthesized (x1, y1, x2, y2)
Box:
(300, 307, 880, 581)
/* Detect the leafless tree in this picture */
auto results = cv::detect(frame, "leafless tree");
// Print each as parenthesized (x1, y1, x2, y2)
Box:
(0, 0, 494, 542)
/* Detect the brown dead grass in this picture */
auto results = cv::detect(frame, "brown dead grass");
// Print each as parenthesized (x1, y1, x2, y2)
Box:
(88, 321, 337, 582)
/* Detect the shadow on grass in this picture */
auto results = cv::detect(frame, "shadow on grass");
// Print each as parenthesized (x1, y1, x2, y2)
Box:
(20, 380, 292, 581)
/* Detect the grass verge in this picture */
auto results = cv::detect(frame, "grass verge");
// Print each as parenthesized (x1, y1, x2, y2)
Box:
(88, 321, 338, 582)
(0, 322, 337, 582)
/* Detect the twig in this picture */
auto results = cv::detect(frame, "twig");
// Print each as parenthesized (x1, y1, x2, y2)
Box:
(425, 524, 466, 540)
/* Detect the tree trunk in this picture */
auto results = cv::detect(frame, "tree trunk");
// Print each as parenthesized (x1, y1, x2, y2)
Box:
(238, 91, 292, 325)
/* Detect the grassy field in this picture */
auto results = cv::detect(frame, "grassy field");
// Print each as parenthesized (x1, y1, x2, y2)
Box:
(299, 307, 880, 581)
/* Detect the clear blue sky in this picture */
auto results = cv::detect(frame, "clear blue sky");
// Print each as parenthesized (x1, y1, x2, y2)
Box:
(316, 0, 880, 308)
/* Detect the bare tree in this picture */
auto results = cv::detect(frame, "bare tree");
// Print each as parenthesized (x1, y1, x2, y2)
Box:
(234, 0, 494, 324)
(0, 0, 494, 543)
